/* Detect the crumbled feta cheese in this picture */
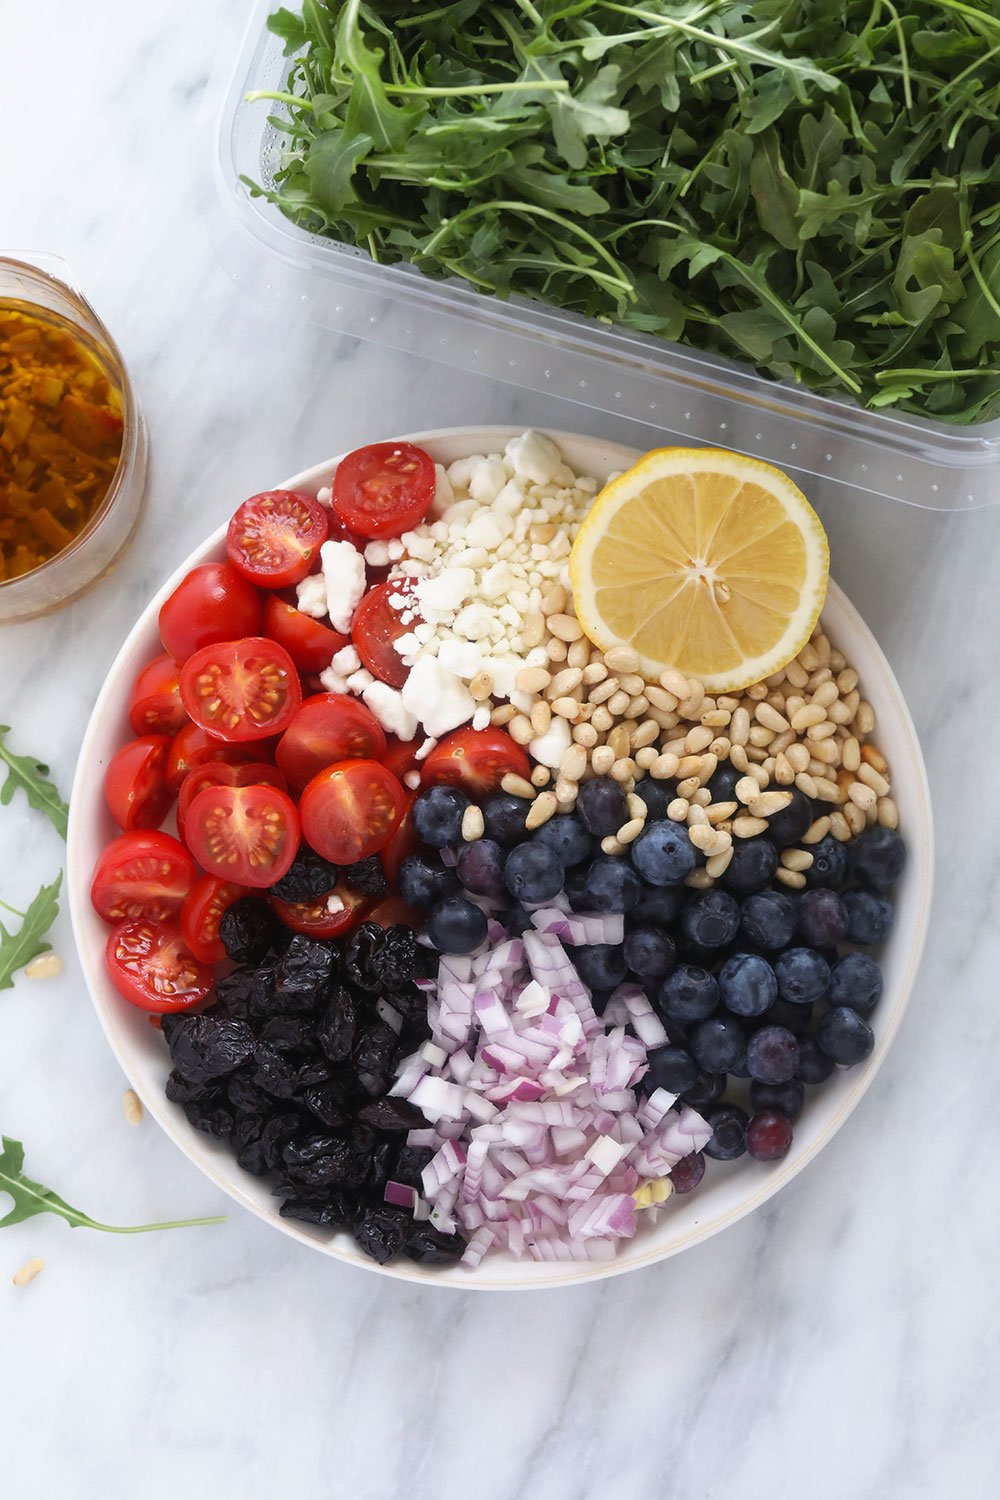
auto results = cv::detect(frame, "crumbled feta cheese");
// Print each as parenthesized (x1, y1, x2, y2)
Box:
(362, 681, 418, 741)
(414, 737, 437, 761)
(431, 463, 454, 515)
(416, 567, 475, 615)
(318, 666, 349, 695)
(401, 659, 475, 738)
(437, 638, 485, 679)
(468, 456, 507, 505)
(295, 572, 328, 619)
(321, 540, 366, 633)
(480, 562, 514, 600)
(316, 484, 333, 508)
(453, 603, 493, 642)
(464, 512, 506, 550)
(330, 644, 361, 675)
(386, 538, 405, 561)
(505, 429, 561, 486)
(529, 715, 572, 769)
(472, 706, 490, 731)
(492, 478, 527, 516)
(326, 893, 345, 915)
(446, 455, 481, 491)
(346, 668, 374, 693)
(364, 540, 391, 567)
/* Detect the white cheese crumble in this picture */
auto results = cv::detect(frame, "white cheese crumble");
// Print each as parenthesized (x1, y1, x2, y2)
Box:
(362, 681, 418, 741)
(321, 540, 366, 633)
(401, 658, 476, 738)
(295, 572, 328, 619)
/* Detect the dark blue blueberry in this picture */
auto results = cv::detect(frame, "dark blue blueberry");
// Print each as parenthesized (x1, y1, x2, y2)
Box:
(564, 866, 591, 910)
(658, 964, 719, 1024)
(533, 812, 593, 868)
(848, 826, 906, 892)
(643, 1045, 698, 1095)
(797, 1036, 835, 1084)
(633, 776, 676, 821)
(750, 1076, 805, 1120)
(798, 887, 849, 948)
(746, 1025, 799, 1084)
(722, 837, 779, 896)
(503, 903, 534, 937)
(704, 1104, 748, 1161)
(760, 997, 813, 1036)
(631, 883, 685, 925)
(844, 890, 894, 945)
(670, 1151, 706, 1193)
(691, 1015, 746, 1073)
(631, 821, 696, 886)
(816, 1006, 875, 1065)
(707, 763, 742, 803)
(774, 946, 830, 1004)
(718, 953, 777, 1017)
(573, 942, 627, 993)
(456, 838, 506, 898)
(412, 785, 470, 848)
(583, 855, 642, 914)
(576, 777, 629, 837)
(503, 842, 565, 904)
(397, 852, 458, 910)
(624, 924, 677, 979)
(740, 890, 798, 950)
(804, 835, 848, 890)
(682, 889, 741, 950)
(681, 1068, 727, 1111)
(482, 793, 530, 846)
(745, 1110, 793, 1161)
(829, 952, 883, 1014)
(763, 788, 813, 848)
(424, 896, 488, 955)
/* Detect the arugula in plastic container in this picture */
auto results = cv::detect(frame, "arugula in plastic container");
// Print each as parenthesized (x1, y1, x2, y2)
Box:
(247, 0, 1000, 422)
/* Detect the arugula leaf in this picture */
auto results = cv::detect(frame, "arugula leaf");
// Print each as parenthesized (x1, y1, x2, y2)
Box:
(0, 874, 62, 991)
(0, 1137, 224, 1233)
(0, 727, 69, 839)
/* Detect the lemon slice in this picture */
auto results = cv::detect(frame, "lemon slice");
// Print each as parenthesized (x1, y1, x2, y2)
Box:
(570, 448, 829, 692)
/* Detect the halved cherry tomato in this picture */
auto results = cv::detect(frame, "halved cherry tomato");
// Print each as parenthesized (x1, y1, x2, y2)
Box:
(91, 830, 196, 923)
(332, 442, 436, 539)
(299, 759, 405, 863)
(180, 637, 301, 743)
(104, 736, 173, 831)
(226, 490, 329, 588)
(183, 782, 300, 887)
(180, 875, 247, 964)
(380, 791, 418, 884)
(368, 894, 421, 929)
(106, 918, 213, 1013)
(269, 879, 368, 939)
(263, 594, 348, 673)
(165, 723, 263, 793)
(420, 726, 530, 795)
(128, 654, 188, 736)
(176, 760, 288, 840)
(351, 579, 418, 688)
(275, 693, 386, 789)
(381, 735, 422, 785)
(158, 562, 262, 664)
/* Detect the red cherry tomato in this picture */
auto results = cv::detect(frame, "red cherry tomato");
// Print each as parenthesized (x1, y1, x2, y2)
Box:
(226, 490, 329, 588)
(183, 783, 300, 887)
(351, 579, 418, 688)
(180, 875, 247, 964)
(380, 735, 422, 785)
(367, 894, 421, 929)
(91, 831, 196, 923)
(176, 760, 288, 841)
(180, 637, 301, 743)
(128, 654, 188, 736)
(269, 879, 368, 939)
(420, 726, 530, 795)
(332, 442, 436, 539)
(380, 791, 419, 884)
(106, 918, 213, 1013)
(104, 736, 173, 831)
(158, 562, 262, 664)
(275, 693, 386, 789)
(299, 759, 405, 863)
(165, 723, 263, 793)
(263, 594, 348, 673)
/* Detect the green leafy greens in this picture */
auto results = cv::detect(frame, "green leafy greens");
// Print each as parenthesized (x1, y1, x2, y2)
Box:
(247, 0, 1000, 421)
(0, 874, 62, 991)
(0, 726, 69, 839)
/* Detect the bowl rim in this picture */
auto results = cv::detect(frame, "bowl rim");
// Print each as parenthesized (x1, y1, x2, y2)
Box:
(67, 425, 934, 1290)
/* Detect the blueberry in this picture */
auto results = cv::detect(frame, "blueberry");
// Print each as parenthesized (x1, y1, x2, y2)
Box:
(704, 1104, 748, 1160)
(412, 785, 470, 848)
(829, 952, 883, 1014)
(750, 1076, 805, 1119)
(482, 792, 530, 846)
(774, 946, 830, 1004)
(722, 837, 779, 897)
(681, 1068, 727, 1111)
(456, 838, 506, 898)
(573, 942, 627, 993)
(798, 888, 848, 948)
(424, 896, 488, 955)
(804, 835, 848, 890)
(643, 1045, 698, 1095)
(848, 826, 906, 892)
(503, 842, 565, 904)
(576, 777, 629, 837)
(624, 925, 677, 979)
(760, 997, 813, 1036)
(746, 1110, 793, 1161)
(746, 1025, 799, 1084)
(564, 866, 591, 910)
(503, 902, 534, 936)
(682, 889, 741, 950)
(763, 788, 813, 848)
(718, 953, 777, 1017)
(533, 812, 593, 868)
(707, 763, 742, 803)
(397, 852, 458, 910)
(584, 855, 642, 913)
(844, 890, 894, 945)
(631, 884, 685, 925)
(816, 1006, 875, 1065)
(740, 890, 798, 950)
(633, 776, 676, 821)
(658, 964, 719, 1023)
(631, 821, 696, 886)
(691, 1015, 746, 1072)
(670, 1150, 706, 1193)
(797, 1036, 835, 1083)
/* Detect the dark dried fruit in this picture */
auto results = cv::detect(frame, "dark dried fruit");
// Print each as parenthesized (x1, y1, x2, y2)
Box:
(295, 1058, 334, 1089)
(219, 897, 281, 964)
(371, 925, 419, 991)
(230, 1115, 268, 1175)
(344, 922, 383, 992)
(392, 1144, 433, 1189)
(284, 1144, 368, 1190)
(252, 1044, 299, 1099)
(357, 1096, 425, 1131)
(270, 847, 339, 904)
(352, 1020, 399, 1077)
(167, 1014, 256, 1085)
(353, 1205, 410, 1264)
(274, 934, 335, 1010)
(261, 1111, 302, 1171)
(341, 856, 388, 899)
(368, 1137, 395, 1195)
(165, 1068, 209, 1105)
(303, 1083, 351, 1129)
(226, 1073, 273, 1117)
(183, 1097, 234, 1138)
(279, 1193, 357, 1228)
(316, 987, 357, 1062)
(404, 1222, 465, 1264)
(259, 1014, 315, 1051)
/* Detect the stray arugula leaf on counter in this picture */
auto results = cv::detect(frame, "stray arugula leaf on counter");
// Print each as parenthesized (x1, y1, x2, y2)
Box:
(0, 726, 69, 839)
(246, 0, 1000, 422)
(0, 874, 62, 992)
(0, 1136, 225, 1233)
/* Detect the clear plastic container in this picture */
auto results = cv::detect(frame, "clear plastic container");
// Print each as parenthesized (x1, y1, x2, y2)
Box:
(211, 1, 1000, 513)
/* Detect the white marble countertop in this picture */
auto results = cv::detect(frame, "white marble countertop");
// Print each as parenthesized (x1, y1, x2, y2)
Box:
(2, 3, 998, 1495)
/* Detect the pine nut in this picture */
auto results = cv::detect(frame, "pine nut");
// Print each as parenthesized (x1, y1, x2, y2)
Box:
(855, 700, 876, 735)
(810, 737, 839, 765)
(605, 644, 640, 673)
(630, 720, 659, 751)
(646, 685, 678, 712)
(530, 701, 551, 738)
(878, 797, 899, 829)
(540, 583, 567, 616)
(785, 660, 809, 688)
(798, 642, 820, 671)
(608, 724, 631, 759)
(729, 744, 749, 773)
(616, 817, 644, 844)
(707, 801, 738, 824)
(807, 720, 837, 741)
(791, 704, 826, 732)
(461, 805, 486, 841)
(686, 802, 709, 826)
(554, 777, 577, 806)
(679, 682, 705, 717)
(627, 694, 649, 717)
(546, 637, 568, 663)
(858, 763, 890, 797)
(525, 792, 557, 829)
(688, 823, 716, 852)
(531, 765, 551, 787)
(843, 690, 860, 717)
(776, 868, 806, 890)
(815, 758, 837, 780)
(827, 701, 853, 724)
(861, 743, 888, 774)
(547, 613, 583, 641)
(591, 705, 613, 732)
(756, 703, 789, 733)
(702, 709, 731, 728)
(830, 648, 846, 671)
(691, 786, 712, 807)
(685, 867, 715, 889)
(24, 952, 62, 979)
(774, 753, 795, 786)
(573, 722, 598, 748)
(678, 776, 700, 799)
(813, 776, 842, 803)
(582, 662, 608, 685)
(611, 756, 636, 784)
(470, 670, 493, 700)
(829, 811, 851, 841)
(745, 746, 768, 763)
(550, 696, 580, 720)
(589, 745, 613, 775)
(531, 522, 556, 543)
(560, 744, 588, 782)
(589, 677, 618, 705)
(706, 845, 735, 878)
(749, 725, 775, 747)
(509, 713, 533, 745)
(781, 848, 813, 872)
(769, 729, 795, 756)
(601, 835, 624, 855)
(745, 682, 768, 702)
(844, 801, 867, 835)
(837, 668, 859, 694)
(521, 612, 545, 649)
(748, 790, 793, 818)
(12, 1258, 44, 1288)
(657, 667, 687, 698)
(812, 680, 839, 708)
(709, 736, 732, 759)
(122, 1089, 143, 1125)
(648, 708, 679, 730)
(491, 704, 516, 725)
(848, 781, 877, 811)
(683, 725, 714, 754)
(802, 816, 831, 845)
(667, 797, 689, 821)
(651, 752, 679, 779)
(634, 745, 657, 769)
(795, 771, 819, 799)
(548, 666, 582, 697)
(735, 775, 761, 805)
(627, 791, 647, 818)
(733, 815, 768, 838)
(606, 689, 630, 716)
(516, 665, 551, 694)
(567, 639, 591, 668)
(501, 773, 534, 799)
(675, 754, 705, 780)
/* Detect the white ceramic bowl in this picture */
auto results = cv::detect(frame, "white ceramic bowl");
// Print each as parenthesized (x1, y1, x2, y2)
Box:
(67, 428, 933, 1290)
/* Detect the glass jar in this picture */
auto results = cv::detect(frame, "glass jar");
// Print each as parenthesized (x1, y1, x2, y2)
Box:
(0, 255, 148, 624)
